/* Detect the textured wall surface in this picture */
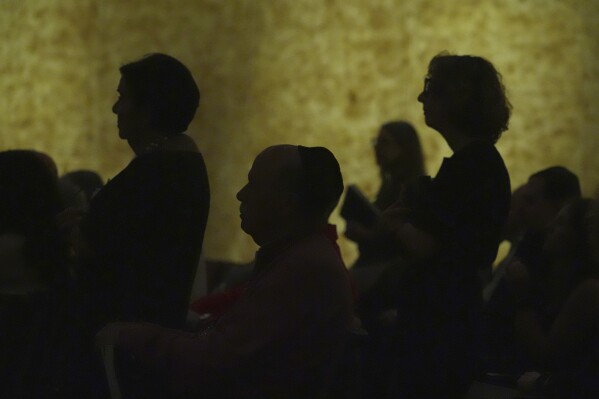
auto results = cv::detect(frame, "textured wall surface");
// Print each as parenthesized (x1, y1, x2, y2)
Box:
(2, 0, 599, 264)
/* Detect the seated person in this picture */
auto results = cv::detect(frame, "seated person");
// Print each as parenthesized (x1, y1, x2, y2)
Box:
(483, 183, 528, 301)
(482, 166, 581, 374)
(508, 198, 599, 397)
(97, 145, 355, 399)
(0, 150, 70, 397)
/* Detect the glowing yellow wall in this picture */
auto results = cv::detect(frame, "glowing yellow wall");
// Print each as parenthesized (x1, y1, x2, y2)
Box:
(2, 0, 599, 264)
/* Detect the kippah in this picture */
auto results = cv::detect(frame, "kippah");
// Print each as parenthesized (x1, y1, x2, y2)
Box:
(297, 146, 343, 216)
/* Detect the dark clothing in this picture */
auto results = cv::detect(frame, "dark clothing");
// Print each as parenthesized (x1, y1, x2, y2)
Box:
(373, 173, 403, 211)
(0, 290, 69, 399)
(79, 150, 210, 331)
(114, 226, 354, 398)
(481, 231, 549, 375)
(393, 141, 511, 397)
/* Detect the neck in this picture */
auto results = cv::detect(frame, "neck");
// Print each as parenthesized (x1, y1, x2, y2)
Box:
(440, 127, 481, 153)
(260, 218, 323, 248)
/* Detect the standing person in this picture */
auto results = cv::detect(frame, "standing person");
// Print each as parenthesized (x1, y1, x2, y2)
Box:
(345, 120, 426, 267)
(64, 53, 210, 397)
(0, 150, 70, 398)
(343, 122, 426, 397)
(76, 53, 210, 331)
(382, 53, 512, 397)
(373, 121, 426, 211)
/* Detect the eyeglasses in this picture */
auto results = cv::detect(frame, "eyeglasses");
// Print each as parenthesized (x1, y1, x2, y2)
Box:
(423, 77, 432, 93)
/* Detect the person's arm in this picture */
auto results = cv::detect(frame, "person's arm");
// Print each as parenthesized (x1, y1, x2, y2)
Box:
(393, 220, 438, 261)
(514, 279, 599, 366)
(375, 206, 438, 261)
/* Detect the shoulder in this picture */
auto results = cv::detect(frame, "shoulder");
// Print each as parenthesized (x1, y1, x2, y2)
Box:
(282, 231, 347, 278)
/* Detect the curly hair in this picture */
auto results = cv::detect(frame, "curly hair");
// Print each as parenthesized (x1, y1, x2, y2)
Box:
(426, 53, 512, 143)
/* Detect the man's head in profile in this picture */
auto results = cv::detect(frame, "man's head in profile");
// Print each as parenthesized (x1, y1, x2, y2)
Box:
(237, 144, 343, 246)
(520, 166, 581, 233)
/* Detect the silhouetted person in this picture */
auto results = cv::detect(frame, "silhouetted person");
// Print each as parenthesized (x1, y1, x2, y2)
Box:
(62, 53, 210, 397)
(97, 145, 354, 399)
(482, 166, 581, 374)
(0, 150, 70, 398)
(345, 120, 426, 267)
(375, 53, 512, 397)
(343, 122, 426, 393)
(508, 198, 599, 397)
(514, 166, 581, 275)
(75, 53, 210, 330)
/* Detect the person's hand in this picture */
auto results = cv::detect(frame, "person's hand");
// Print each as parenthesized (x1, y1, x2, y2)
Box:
(96, 322, 125, 347)
(377, 206, 410, 233)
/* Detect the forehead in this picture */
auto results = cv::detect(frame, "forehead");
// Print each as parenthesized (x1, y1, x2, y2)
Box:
(116, 77, 126, 92)
(249, 147, 296, 183)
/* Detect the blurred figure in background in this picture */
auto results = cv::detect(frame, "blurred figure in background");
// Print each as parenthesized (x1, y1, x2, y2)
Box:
(342, 122, 427, 396)
(508, 197, 599, 397)
(0, 150, 70, 398)
(345, 120, 426, 268)
(481, 166, 581, 375)
(59, 169, 104, 209)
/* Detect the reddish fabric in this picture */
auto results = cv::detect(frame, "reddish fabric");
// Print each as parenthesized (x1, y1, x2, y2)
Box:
(189, 285, 246, 321)
(116, 227, 355, 395)
(188, 224, 357, 323)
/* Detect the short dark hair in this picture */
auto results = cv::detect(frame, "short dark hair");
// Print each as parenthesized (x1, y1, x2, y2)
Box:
(427, 53, 511, 143)
(120, 53, 200, 135)
(531, 166, 581, 202)
(296, 146, 344, 221)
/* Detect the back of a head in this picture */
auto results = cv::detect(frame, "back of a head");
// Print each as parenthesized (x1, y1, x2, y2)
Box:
(0, 150, 62, 236)
(531, 166, 581, 203)
(0, 150, 66, 283)
(428, 53, 511, 143)
(120, 53, 200, 135)
(61, 170, 104, 201)
(297, 146, 344, 222)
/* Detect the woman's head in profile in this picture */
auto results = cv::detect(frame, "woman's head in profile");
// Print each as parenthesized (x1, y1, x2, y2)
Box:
(418, 53, 511, 143)
(374, 121, 425, 179)
(112, 53, 200, 140)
